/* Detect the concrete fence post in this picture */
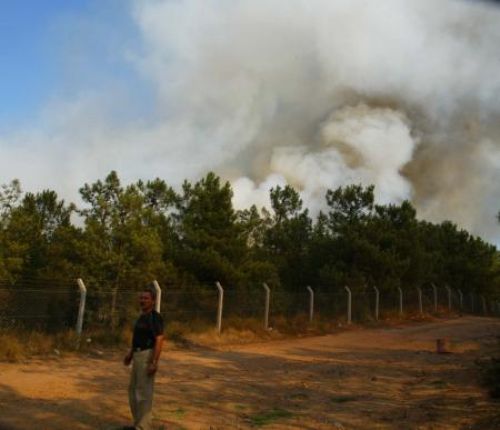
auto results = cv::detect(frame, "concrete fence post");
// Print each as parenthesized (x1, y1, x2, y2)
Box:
(344, 286, 352, 324)
(417, 287, 423, 315)
(152, 280, 162, 313)
(262, 283, 271, 330)
(373, 286, 379, 321)
(398, 287, 403, 317)
(307, 286, 314, 323)
(481, 295, 487, 315)
(458, 289, 463, 311)
(76, 278, 87, 336)
(445, 285, 452, 312)
(215, 282, 224, 335)
(431, 283, 438, 313)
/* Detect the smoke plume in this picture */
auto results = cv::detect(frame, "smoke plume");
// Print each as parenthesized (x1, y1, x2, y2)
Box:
(1, 0, 500, 242)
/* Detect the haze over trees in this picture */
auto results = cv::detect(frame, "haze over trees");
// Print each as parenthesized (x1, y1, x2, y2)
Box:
(0, 171, 499, 313)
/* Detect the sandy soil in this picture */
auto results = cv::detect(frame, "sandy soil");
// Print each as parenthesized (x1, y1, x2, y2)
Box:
(0, 316, 499, 430)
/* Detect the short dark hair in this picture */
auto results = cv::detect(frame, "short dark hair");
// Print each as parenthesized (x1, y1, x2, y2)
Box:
(142, 284, 157, 301)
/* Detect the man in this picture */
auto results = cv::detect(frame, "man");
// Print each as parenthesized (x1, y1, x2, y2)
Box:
(123, 285, 164, 430)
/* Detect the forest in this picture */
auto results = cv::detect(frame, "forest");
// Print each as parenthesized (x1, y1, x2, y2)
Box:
(0, 171, 499, 328)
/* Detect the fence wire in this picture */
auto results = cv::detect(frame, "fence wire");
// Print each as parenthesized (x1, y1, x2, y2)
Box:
(0, 279, 78, 331)
(0, 278, 499, 334)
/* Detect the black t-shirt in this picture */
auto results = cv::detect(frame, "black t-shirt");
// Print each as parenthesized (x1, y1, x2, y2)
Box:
(132, 310, 164, 350)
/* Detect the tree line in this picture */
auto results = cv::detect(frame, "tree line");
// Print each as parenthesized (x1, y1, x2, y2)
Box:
(0, 171, 499, 305)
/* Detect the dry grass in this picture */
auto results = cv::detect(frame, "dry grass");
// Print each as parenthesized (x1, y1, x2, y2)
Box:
(0, 316, 344, 362)
(165, 317, 273, 347)
(0, 310, 463, 361)
(0, 326, 132, 362)
(179, 314, 348, 347)
(83, 325, 131, 347)
(0, 333, 24, 361)
(0, 330, 78, 360)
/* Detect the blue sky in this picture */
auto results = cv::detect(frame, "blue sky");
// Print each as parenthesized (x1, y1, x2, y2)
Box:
(0, 0, 150, 129)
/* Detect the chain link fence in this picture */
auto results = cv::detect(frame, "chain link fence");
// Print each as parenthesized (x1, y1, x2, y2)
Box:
(1, 278, 499, 334)
(0, 278, 78, 331)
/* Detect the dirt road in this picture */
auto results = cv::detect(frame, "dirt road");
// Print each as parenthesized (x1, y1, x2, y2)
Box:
(0, 316, 499, 430)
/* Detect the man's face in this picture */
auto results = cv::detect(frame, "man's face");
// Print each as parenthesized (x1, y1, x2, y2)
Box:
(139, 291, 154, 312)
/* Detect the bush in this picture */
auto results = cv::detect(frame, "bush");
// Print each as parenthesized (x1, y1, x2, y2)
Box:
(0, 332, 28, 361)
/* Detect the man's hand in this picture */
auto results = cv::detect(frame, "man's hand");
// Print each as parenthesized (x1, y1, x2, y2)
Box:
(123, 351, 133, 366)
(147, 361, 158, 376)
(148, 334, 163, 376)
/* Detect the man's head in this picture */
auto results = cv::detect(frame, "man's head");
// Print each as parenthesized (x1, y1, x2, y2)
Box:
(139, 285, 156, 313)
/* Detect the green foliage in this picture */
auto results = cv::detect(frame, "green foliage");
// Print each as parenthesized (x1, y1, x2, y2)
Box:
(79, 171, 169, 284)
(77, 171, 171, 327)
(0, 173, 498, 330)
(0, 186, 79, 281)
(264, 185, 312, 292)
(172, 172, 247, 287)
(326, 183, 375, 232)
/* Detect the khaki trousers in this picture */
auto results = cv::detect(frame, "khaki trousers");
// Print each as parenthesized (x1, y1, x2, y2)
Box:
(129, 349, 155, 430)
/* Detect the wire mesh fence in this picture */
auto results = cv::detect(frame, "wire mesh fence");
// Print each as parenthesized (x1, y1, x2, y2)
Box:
(0, 278, 499, 334)
(0, 278, 78, 331)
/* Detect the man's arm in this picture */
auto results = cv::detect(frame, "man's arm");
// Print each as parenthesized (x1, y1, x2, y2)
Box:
(124, 348, 133, 366)
(147, 335, 164, 375)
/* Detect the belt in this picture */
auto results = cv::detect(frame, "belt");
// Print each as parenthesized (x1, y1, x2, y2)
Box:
(133, 346, 152, 352)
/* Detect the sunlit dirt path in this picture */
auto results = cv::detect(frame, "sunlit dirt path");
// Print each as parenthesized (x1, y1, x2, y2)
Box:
(0, 316, 499, 430)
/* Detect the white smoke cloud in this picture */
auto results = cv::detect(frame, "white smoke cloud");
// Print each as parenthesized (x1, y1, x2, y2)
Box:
(232, 174, 287, 211)
(1, 0, 500, 242)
